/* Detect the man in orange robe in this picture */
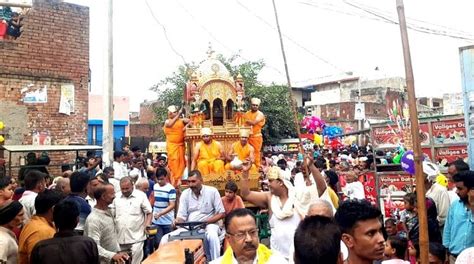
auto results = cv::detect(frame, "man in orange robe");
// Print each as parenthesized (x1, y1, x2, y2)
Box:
(163, 105, 189, 187)
(243, 98, 265, 169)
(224, 129, 258, 173)
(191, 128, 225, 175)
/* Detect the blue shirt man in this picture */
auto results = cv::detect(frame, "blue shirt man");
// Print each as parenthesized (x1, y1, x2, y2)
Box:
(443, 170, 474, 256)
(151, 169, 176, 248)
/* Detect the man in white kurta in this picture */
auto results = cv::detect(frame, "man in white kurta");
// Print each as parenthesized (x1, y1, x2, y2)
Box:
(113, 177, 152, 264)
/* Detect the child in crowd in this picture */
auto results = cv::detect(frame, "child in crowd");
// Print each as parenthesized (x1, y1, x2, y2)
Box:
(0, 176, 14, 207)
(382, 235, 410, 264)
(221, 180, 244, 215)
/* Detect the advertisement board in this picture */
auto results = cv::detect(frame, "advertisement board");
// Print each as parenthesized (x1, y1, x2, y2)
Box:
(434, 145, 469, 163)
(378, 173, 414, 193)
(431, 119, 467, 145)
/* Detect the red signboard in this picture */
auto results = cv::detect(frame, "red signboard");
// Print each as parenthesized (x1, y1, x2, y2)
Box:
(431, 119, 467, 145)
(371, 125, 428, 147)
(434, 145, 468, 163)
(419, 123, 430, 145)
(379, 173, 414, 193)
(422, 147, 433, 160)
(371, 126, 403, 146)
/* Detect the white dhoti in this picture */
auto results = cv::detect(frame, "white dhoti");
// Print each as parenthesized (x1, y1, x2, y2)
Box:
(160, 223, 222, 261)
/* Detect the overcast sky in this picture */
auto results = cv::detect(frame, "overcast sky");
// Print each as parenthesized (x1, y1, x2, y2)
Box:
(66, 0, 474, 111)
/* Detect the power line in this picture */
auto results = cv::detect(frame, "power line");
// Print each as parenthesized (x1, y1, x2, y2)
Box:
(341, 0, 474, 41)
(143, 0, 188, 65)
(173, 0, 286, 78)
(235, 0, 347, 74)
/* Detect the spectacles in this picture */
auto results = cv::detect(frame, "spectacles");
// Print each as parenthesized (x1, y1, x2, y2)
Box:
(227, 229, 259, 240)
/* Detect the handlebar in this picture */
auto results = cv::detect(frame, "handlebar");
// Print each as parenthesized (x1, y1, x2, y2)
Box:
(175, 221, 207, 231)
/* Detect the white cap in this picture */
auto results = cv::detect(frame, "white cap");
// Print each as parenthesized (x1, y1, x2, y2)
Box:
(167, 105, 178, 113)
(201, 127, 213, 136)
(251, 98, 261, 105)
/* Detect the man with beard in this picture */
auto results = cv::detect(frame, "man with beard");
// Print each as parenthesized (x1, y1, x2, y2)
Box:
(443, 170, 474, 263)
(210, 208, 285, 264)
(191, 128, 225, 175)
(243, 98, 265, 169)
(335, 200, 385, 264)
(160, 170, 225, 261)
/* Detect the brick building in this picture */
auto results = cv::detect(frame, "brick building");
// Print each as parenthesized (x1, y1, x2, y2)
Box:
(304, 77, 407, 133)
(0, 0, 89, 174)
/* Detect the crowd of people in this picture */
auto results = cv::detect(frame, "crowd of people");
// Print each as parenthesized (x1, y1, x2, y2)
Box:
(0, 142, 473, 263)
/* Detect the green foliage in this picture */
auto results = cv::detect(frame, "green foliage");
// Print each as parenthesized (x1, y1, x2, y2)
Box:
(246, 85, 298, 144)
(150, 54, 298, 144)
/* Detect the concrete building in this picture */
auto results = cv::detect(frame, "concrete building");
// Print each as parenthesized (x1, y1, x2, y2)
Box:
(417, 96, 444, 117)
(87, 95, 130, 149)
(304, 76, 407, 132)
(443, 93, 463, 116)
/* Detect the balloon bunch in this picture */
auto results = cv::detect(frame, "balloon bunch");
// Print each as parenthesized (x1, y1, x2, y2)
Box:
(322, 126, 343, 139)
(314, 134, 323, 145)
(301, 116, 325, 134)
(342, 136, 357, 146)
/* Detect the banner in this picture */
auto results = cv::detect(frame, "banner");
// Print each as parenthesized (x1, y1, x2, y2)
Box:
(371, 126, 402, 146)
(59, 84, 75, 115)
(263, 141, 313, 154)
(379, 173, 414, 193)
(419, 123, 430, 145)
(434, 145, 468, 163)
(431, 119, 467, 145)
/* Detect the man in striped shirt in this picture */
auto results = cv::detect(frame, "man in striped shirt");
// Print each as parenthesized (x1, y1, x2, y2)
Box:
(151, 168, 176, 250)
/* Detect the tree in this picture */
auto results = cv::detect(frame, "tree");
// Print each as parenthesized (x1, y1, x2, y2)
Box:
(150, 54, 297, 143)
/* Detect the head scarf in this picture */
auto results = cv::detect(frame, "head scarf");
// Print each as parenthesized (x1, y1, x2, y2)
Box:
(0, 200, 23, 225)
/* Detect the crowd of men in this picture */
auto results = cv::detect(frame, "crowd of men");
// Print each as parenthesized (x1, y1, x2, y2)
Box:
(0, 96, 473, 263)
(0, 143, 473, 263)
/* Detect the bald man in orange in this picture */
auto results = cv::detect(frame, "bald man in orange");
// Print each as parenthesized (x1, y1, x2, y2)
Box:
(191, 128, 226, 175)
(225, 129, 258, 173)
(164, 105, 190, 187)
(244, 98, 265, 169)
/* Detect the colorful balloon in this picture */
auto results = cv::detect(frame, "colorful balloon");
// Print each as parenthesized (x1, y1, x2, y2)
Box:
(314, 134, 323, 145)
(0, 135, 4, 143)
(400, 150, 424, 174)
(0, 121, 3, 130)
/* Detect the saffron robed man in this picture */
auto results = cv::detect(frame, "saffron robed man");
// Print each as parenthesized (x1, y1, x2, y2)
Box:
(164, 105, 190, 187)
(243, 98, 265, 169)
(191, 128, 226, 175)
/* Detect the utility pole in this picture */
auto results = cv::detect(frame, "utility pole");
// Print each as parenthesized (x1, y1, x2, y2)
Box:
(102, 0, 114, 166)
(396, 0, 429, 263)
(271, 0, 307, 172)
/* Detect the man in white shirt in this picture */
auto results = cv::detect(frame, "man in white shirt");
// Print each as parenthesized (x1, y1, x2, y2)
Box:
(112, 151, 128, 180)
(160, 170, 225, 261)
(423, 161, 450, 226)
(210, 208, 286, 264)
(113, 177, 152, 264)
(19, 170, 46, 223)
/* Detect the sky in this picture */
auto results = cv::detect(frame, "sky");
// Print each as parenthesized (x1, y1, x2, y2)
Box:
(65, 0, 474, 111)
